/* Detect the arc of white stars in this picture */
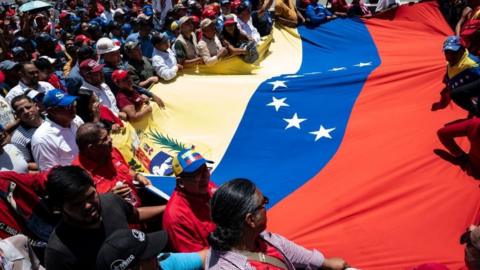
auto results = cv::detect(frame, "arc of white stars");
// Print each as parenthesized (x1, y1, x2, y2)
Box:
(283, 113, 307, 129)
(267, 97, 289, 112)
(354, 62, 372, 67)
(268, 80, 287, 91)
(329, 67, 346, 72)
(309, 125, 336, 141)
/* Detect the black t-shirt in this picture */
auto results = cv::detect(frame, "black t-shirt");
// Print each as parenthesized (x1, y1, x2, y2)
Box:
(44, 193, 137, 270)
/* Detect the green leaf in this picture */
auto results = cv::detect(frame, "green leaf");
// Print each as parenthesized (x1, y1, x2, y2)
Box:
(146, 129, 187, 153)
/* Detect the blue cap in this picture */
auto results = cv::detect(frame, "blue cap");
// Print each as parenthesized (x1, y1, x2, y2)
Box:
(43, 89, 77, 108)
(443, 36, 463, 52)
(143, 5, 154, 16)
(121, 23, 132, 35)
(172, 149, 213, 176)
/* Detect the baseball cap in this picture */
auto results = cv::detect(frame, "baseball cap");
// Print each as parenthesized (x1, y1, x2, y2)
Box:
(172, 149, 213, 176)
(113, 8, 125, 17)
(74, 34, 91, 45)
(220, 0, 231, 5)
(79, 59, 105, 75)
(43, 89, 77, 108)
(26, 89, 45, 102)
(200, 18, 214, 29)
(0, 60, 19, 71)
(178, 16, 193, 27)
(96, 229, 168, 270)
(111, 69, 129, 83)
(173, 3, 187, 12)
(59, 11, 71, 20)
(443, 36, 463, 52)
(223, 15, 236, 26)
(143, 5, 154, 17)
(171, 21, 179, 31)
(124, 40, 140, 52)
(11, 46, 25, 56)
(202, 8, 217, 19)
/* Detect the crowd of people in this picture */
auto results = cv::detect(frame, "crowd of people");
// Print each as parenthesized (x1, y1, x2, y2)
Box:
(0, 0, 477, 269)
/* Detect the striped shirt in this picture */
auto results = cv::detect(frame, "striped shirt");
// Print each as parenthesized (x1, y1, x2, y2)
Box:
(10, 122, 41, 162)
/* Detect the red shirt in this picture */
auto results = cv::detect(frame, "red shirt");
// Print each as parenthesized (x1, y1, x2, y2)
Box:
(162, 182, 217, 252)
(0, 172, 47, 240)
(116, 89, 144, 111)
(72, 148, 141, 207)
(249, 239, 287, 270)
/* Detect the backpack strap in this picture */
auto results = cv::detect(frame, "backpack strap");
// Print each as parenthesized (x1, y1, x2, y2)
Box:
(235, 250, 288, 270)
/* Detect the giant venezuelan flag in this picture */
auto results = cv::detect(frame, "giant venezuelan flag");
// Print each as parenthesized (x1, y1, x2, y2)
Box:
(115, 2, 480, 268)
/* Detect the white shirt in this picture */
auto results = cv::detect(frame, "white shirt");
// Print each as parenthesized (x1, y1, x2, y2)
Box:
(236, 16, 261, 44)
(6, 81, 55, 104)
(100, 9, 114, 24)
(152, 48, 179, 81)
(0, 234, 45, 270)
(31, 116, 84, 171)
(0, 144, 28, 173)
(80, 81, 119, 113)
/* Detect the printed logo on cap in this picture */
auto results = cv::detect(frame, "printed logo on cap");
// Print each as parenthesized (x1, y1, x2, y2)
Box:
(110, 255, 135, 270)
(132, 229, 145, 242)
(56, 92, 65, 99)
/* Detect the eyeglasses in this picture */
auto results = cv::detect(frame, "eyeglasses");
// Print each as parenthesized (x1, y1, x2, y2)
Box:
(252, 196, 269, 213)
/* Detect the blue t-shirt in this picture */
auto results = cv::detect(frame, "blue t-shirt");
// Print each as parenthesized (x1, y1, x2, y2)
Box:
(127, 33, 154, 58)
(157, 252, 203, 270)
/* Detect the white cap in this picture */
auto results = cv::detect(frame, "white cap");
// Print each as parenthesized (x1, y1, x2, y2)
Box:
(39, 55, 56, 64)
(113, 8, 125, 17)
(96, 37, 120, 55)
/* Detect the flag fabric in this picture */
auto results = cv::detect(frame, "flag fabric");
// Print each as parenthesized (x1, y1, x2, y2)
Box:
(115, 2, 480, 268)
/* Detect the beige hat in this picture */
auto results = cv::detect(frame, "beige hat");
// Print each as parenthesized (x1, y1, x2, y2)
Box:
(200, 18, 214, 29)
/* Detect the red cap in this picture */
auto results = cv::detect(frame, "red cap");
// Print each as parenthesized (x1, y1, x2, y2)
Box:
(191, 15, 200, 25)
(6, 8, 15, 18)
(202, 8, 217, 19)
(231, 0, 241, 11)
(79, 59, 104, 74)
(224, 17, 236, 26)
(60, 11, 70, 20)
(75, 34, 91, 44)
(111, 69, 129, 83)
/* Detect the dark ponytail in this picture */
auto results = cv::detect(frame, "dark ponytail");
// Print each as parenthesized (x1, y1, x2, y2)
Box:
(208, 178, 259, 251)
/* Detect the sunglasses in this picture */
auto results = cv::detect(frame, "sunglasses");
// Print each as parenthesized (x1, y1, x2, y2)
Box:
(252, 196, 269, 213)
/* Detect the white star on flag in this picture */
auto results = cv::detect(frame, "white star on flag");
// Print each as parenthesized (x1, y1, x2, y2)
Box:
(329, 67, 346, 72)
(268, 80, 287, 91)
(354, 62, 372, 67)
(267, 97, 289, 112)
(283, 113, 307, 129)
(309, 125, 336, 141)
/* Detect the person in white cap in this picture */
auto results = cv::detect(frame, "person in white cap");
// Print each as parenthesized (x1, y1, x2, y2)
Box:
(96, 37, 123, 93)
(197, 19, 228, 66)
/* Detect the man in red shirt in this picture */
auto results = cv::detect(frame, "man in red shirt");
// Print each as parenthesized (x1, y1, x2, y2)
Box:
(72, 122, 165, 218)
(162, 149, 217, 252)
